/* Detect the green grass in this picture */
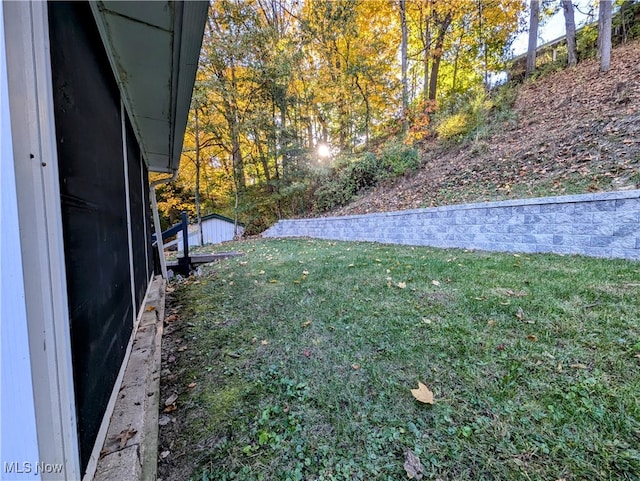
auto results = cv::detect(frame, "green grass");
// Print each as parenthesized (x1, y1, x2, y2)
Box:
(163, 238, 640, 481)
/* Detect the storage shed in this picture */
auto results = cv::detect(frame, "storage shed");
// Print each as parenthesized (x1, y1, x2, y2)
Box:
(177, 213, 244, 250)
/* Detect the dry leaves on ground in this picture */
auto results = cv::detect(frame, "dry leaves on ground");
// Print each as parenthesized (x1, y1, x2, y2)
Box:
(404, 449, 424, 480)
(411, 382, 434, 404)
(113, 427, 137, 449)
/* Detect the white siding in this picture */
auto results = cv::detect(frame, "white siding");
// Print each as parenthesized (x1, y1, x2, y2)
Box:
(177, 218, 243, 251)
(0, 3, 41, 476)
(2, 3, 80, 479)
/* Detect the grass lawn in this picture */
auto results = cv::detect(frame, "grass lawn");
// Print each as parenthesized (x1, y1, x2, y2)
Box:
(158, 238, 640, 481)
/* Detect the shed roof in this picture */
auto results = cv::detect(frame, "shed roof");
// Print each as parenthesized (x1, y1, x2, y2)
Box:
(201, 213, 238, 225)
(90, 1, 208, 173)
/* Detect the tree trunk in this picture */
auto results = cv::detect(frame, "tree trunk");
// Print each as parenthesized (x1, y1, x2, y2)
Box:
(526, 0, 540, 77)
(400, 0, 408, 131)
(354, 74, 370, 146)
(428, 13, 452, 101)
(422, 2, 431, 106)
(598, 0, 612, 72)
(193, 105, 204, 246)
(228, 62, 245, 191)
(562, 0, 577, 66)
(451, 32, 464, 92)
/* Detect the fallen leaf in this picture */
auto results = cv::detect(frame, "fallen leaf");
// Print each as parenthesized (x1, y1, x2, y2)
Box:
(164, 314, 178, 323)
(165, 393, 178, 406)
(432, 280, 440, 286)
(302, 320, 312, 327)
(163, 404, 177, 413)
(516, 306, 525, 320)
(158, 415, 172, 426)
(487, 319, 496, 326)
(397, 282, 407, 289)
(113, 428, 137, 449)
(527, 334, 538, 341)
(269, 279, 278, 283)
(146, 306, 156, 312)
(302, 270, 309, 276)
(570, 363, 588, 369)
(422, 318, 432, 324)
(177, 345, 187, 352)
(187, 382, 197, 389)
(403, 449, 424, 480)
(165, 286, 175, 293)
(351, 363, 360, 370)
(258, 270, 265, 275)
(348, 263, 355, 267)
(261, 339, 269, 345)
(557, 363, 563, 372)
(633, 353, 640, 359)
(411, 382, 434, 404)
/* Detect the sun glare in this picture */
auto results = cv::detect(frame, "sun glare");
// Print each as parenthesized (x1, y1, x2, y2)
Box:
(317, 143, 331, 159)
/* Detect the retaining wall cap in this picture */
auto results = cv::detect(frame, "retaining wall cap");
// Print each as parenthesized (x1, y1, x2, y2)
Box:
(275, 189, 640, 224)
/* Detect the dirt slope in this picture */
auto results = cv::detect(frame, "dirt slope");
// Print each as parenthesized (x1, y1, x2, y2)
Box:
(329, 40, 640, 217)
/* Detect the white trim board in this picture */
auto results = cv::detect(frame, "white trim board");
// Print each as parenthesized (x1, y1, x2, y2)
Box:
(122, 100, 138, 329)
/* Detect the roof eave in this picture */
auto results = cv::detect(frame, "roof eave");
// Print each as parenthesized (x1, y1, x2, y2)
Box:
(90, 1, 207, 173)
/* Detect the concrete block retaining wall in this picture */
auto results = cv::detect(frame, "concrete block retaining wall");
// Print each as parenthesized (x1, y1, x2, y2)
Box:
(263, 190, 640, 260)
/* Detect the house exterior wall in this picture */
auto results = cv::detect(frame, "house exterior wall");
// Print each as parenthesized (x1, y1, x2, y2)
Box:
(2, 2, 81, 479)
(2, 1, 205, 479)
(264, 190, 640, 260)
(0, 2, 42, 476)
(48, 2, 153, 473)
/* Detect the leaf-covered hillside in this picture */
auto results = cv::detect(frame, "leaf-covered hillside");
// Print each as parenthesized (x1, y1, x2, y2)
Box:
(328, 40, 640, 217)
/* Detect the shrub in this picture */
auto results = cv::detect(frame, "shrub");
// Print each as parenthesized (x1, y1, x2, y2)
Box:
(313, 140, 420, 212)
(377, 140, 420, 179)
(436, 112, 473, 140)
(576, 24, 599, 60)
(435, 90, 495, 141)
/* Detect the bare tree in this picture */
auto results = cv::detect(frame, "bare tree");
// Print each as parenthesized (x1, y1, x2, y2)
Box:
(562, 0, 577, 66)
(526, 0, 540, 77)
(598, 0, 612, 72)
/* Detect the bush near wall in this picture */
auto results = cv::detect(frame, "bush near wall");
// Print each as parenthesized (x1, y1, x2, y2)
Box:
(314, 140, 420, 213)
